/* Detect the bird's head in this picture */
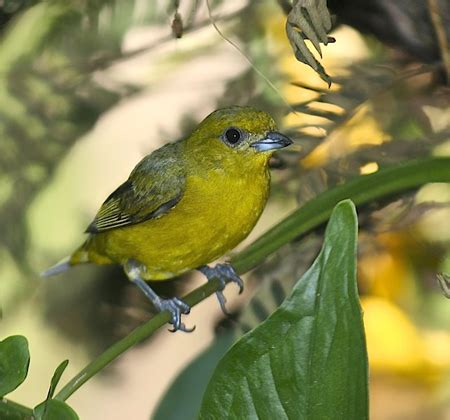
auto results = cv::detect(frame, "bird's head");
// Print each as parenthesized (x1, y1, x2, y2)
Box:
(187, 106, 292, 163)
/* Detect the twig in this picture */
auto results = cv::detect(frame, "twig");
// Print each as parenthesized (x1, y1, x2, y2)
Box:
(205, 0, 296, 114)
(88, 7, 245, 71)
(54, 276, 223, 401)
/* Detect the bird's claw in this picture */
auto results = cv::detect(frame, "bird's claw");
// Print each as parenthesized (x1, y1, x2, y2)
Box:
(199, 263, 244, 315)
(155, 297, 195, 333)
(215, 290, 230, 316)
(168, 323, 196, 333)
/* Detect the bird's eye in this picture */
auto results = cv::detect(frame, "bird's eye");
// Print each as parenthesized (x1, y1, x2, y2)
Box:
(224, 127, 241, 145)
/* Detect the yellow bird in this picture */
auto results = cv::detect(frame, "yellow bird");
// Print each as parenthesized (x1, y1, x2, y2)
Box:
(43, 106, 292, 331)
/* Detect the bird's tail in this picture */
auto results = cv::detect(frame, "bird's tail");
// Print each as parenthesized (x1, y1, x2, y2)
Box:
(41, 241, 91, 277)
(41, 256, 72, 277)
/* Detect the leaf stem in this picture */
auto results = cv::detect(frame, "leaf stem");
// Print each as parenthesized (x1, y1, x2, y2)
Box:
(0, 398, 33, 418)
(232, 157, 450, 272)
(54, 156, 450, 402)
(54, 278, 223, 402)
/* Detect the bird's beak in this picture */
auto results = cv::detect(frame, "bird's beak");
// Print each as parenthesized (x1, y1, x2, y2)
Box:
(251, 131, 293, 152)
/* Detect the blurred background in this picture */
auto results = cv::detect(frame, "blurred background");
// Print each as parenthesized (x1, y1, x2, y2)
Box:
(0, 0, 449, 419)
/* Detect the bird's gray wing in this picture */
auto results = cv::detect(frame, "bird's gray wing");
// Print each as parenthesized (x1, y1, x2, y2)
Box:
(86, 142, 186, 233)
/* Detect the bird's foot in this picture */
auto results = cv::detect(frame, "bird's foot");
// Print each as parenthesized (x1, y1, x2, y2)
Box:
(154, 296, 195, 333)
(198, 263, 244, 315)
(125, 260, 194, 333)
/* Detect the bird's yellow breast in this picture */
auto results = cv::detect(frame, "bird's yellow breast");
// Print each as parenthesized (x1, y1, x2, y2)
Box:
(87, 153, 270, 280)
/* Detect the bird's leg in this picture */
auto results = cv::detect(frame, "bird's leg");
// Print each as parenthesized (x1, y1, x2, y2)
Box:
(124, 260, 194, 333)
(198, 263, 244, 315)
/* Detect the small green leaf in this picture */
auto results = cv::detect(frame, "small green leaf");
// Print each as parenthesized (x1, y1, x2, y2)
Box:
(0, 336, 30, 397)
(33, 360, 75, 420)
(199, 200, 368, 419)
(33, 400, 78, 420)
(47, 360, 69, 400)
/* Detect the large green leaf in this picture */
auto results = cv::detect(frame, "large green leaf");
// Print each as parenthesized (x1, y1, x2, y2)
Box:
(0, 335, 30, 397)
(199, 200, 368, 419)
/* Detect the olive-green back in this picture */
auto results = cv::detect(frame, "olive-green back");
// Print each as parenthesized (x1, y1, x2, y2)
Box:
(86, 141, 186, 233)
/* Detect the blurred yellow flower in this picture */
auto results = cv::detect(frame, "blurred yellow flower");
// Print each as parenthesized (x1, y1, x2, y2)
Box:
(362, 296, 450, 383)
